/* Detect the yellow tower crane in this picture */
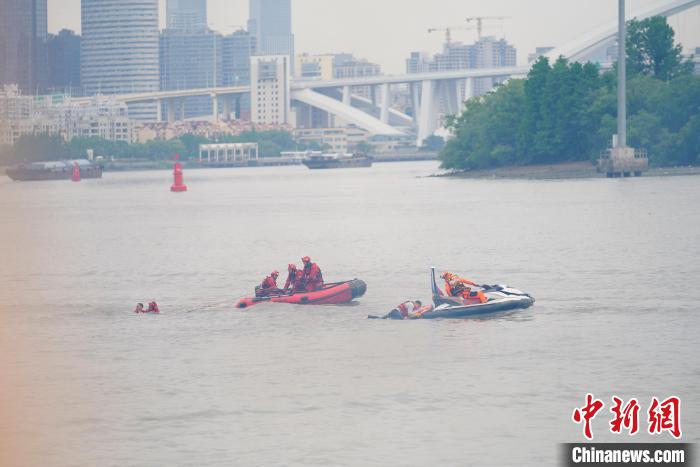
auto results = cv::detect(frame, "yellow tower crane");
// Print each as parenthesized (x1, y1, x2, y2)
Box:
(465, 16, 510, 39)
(427, 25, 477, 45)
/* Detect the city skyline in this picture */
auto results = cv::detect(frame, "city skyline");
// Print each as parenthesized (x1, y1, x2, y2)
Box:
(47, 0, 700, 74)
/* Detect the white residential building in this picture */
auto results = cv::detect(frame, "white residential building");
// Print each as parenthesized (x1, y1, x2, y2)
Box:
(250, 55, 290, 125)
(0, 86, 133, 144)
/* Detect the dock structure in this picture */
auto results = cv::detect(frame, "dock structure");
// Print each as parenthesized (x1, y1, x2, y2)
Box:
(598, 0, 649, 178)
(198, 143, 259, 165)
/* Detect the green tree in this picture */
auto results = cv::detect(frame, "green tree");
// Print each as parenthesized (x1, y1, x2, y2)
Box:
(421, 135, 445, 152)
(626, 17, 693, 81)
(12, 134, 70, 162)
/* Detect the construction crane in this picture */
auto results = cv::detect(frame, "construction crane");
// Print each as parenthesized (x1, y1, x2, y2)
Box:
(427, 25, 476, 45)
(465, 16, 510, 39)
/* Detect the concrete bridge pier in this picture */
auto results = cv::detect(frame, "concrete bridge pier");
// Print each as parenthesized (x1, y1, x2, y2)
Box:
(342, 86, 351, 106)
(222, 96, 232, 121)
(417, 79, 437, 146)
(156, 98, 163, 122)
(380, 83, 390, 123)
(167, 98, 176, 123)
(211, 93, 219, 121)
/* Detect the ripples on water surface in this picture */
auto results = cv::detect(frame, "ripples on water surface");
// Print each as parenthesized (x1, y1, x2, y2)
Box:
(0, 162, 698, 466)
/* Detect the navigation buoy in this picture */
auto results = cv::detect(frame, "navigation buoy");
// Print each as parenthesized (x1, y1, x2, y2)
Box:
(170, 154, 188, 192)
(71, 162, 81, 182)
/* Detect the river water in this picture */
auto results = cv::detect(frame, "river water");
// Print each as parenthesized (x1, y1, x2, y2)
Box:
(0, 162, 698, 466)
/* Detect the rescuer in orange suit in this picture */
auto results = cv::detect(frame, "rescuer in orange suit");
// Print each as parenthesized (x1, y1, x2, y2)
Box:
(300, 256, 324, 292)
(441, 272, 487, 304)
(284, 264, 304, 293)
(257, 270, 280, 297)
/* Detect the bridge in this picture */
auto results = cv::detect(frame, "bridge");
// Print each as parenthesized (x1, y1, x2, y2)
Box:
(77, 0, 700, 145)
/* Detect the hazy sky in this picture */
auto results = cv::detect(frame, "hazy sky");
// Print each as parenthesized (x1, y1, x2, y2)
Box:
(48, 0, 700, 73)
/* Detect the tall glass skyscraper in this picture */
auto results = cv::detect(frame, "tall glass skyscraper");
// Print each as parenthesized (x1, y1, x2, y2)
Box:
(248, 0, 295, 74)
(81, 0, 160, 120)
(166, 0, 207, 32)
(0, 0, 48, 94)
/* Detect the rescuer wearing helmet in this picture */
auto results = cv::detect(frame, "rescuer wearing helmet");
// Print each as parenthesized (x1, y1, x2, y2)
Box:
(256, 270, 281, 297)
(441, 271, 487, 304)
(284, 264, 304, 292)
(300, 256, 324, 292)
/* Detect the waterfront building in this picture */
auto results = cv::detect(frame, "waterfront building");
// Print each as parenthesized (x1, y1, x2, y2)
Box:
(248, 0, 295, 74)
(166, 0, 207, 32)
(48, 29, 81, 93)
(160, 29, 223, 119)
(250, 55, 290, 125)
(296, 54, 335, 80)
(81, 0, 160, 121)
(0, 0, 48, 94)
(0, 85, 133, 144)
(293, 127, 368, 153)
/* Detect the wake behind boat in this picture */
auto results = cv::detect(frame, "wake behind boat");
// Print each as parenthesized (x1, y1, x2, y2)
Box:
(235, 279, 367, 309)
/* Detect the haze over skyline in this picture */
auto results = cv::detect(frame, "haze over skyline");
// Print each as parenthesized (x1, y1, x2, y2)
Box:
(47, 0, 700, 74)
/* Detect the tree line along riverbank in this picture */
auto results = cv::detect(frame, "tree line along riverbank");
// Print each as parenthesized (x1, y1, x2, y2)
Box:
(440, 17, 699, 173)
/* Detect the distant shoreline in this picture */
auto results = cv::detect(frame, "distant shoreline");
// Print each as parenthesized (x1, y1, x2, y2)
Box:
(435, 161, 700, 180)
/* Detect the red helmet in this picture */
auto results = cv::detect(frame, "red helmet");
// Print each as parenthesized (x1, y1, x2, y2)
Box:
(288, 263, 297, 271)
(271, 270, 279, 277)
(302, 256, 311, 263)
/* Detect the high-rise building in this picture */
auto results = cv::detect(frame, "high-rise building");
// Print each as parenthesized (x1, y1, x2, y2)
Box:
(0, 0, 48, 94)
(81, 0, 160, 121)
(250, 55, 290, 125)
(166, 0, 207, 32)
(222, 30, 256, 87)
(406, 36, 516, 97)
(248, 0, 295, 74)
(48, 29, 81, 93)
(222, 30, 256, 119)
(160, 29, 223, 119)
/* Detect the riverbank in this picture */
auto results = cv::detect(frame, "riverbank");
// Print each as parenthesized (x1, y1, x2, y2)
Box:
(436, 161, 700, 180)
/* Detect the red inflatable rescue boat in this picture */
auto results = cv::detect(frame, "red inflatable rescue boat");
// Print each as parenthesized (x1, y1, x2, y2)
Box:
(235, 279, 367, 309)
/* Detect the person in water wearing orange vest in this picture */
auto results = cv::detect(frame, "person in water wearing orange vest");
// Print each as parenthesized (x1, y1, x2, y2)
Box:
(147, 301, 160, 313)
(384, 300, 433, 319)
(284, 264, 304, 293)
(441, 272, 488, 304)
(256, 270, 281, 297)
(300, 256, 324, 292)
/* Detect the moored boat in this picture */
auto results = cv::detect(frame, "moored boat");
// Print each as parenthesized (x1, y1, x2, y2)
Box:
(6, 159, 102, 181)
(235, 279, 367, 309)
(302, 153, 372, 169)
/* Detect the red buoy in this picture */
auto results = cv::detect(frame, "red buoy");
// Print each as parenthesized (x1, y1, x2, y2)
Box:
(71, 162, 81, 182)
(170, 154, 188, 192)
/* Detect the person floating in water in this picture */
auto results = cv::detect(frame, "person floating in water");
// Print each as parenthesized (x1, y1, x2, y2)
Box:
(134, 301, 160, 313)
(383, 300, 433, 319)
